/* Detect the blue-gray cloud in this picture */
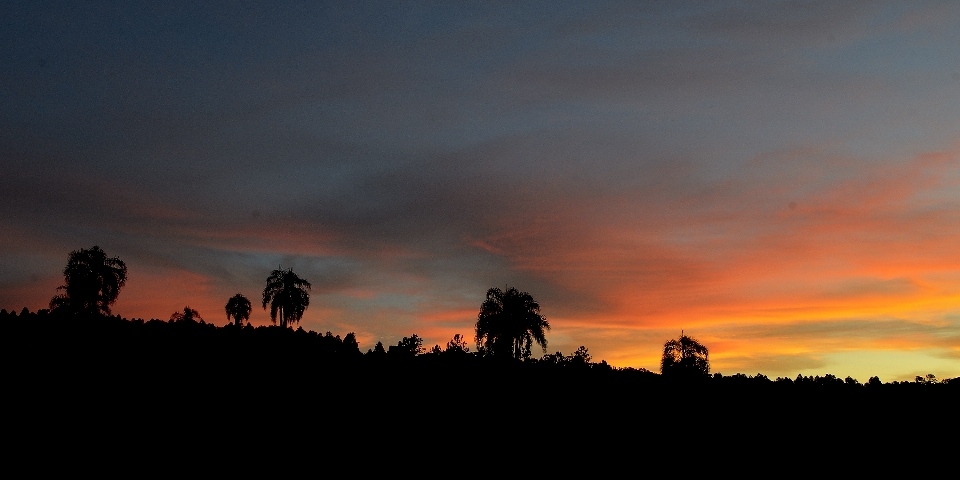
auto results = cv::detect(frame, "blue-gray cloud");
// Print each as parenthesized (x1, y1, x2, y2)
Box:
(2, 2, 960, 377)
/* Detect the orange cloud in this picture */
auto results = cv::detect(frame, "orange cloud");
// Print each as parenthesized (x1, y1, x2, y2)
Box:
(444, 147, 960, 379)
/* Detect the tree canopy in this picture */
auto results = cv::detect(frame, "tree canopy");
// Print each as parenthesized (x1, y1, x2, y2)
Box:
(225, 293, 252, 326)
(475, 286, 550, 360)
(393, 334, 424, 357)
(262, 268, 311, 328)
(660, 333, 709, 378)
(445, 334, 470, 355)
(171, 306, 203, 323)
(49, 246, 127, 316)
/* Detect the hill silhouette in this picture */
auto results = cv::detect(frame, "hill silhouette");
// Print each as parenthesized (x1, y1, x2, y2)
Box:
(3, 307, 955, 471)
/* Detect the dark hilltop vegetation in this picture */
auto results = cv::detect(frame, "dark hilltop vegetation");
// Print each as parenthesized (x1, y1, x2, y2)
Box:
(4, 246, 957, 455)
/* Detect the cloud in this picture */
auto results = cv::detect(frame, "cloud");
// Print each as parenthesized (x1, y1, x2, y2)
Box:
(712, 354, 827, 377)
(3, 2, 960, 381)
(688, 1, 879, 46)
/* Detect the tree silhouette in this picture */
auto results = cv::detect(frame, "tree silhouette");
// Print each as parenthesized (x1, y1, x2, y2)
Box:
(541, 351, 566, 366)
(660, 333, 709, 378)
(49, 246, 127, 316)
(225, 293, 252, 326)
(261, 268, 311, 328)
(570, 346, 591, 366)
(475, 287, 549, 360)
(393, 334, 424, 356)
(444, 334, 470, 354)
(171, 306, 203, 323)
(343, 332, 360, 354)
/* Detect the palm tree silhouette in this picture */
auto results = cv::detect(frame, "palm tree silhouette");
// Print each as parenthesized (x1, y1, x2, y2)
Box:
(49, 246, 127, 316)
(225, 293, 252, 326)
(475, 286, 549, 360)
(261, 268, 311, 328)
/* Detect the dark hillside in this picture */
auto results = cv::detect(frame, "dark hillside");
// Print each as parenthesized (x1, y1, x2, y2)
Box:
(3, 308, 955, 460)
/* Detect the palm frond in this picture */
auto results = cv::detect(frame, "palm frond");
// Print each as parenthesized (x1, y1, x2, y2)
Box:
(474, 286, 549, 360)
(262, 268, 311, 328)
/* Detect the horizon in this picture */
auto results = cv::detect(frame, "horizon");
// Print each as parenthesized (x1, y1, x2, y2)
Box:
(2, 2, 959, 382)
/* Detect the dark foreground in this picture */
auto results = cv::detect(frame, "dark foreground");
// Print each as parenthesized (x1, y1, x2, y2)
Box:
(3, 309, 955, 467)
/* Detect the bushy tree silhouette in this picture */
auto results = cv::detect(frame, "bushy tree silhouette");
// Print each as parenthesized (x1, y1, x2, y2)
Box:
(262, 268, 311, 328)
(393, 334, 424, 356)
(49, 246, 127, 316)
(225, 293, 252, 326)
(343, 332, 360, 354)
(475, 286, 549, 360)
(444, 334, 470, 355)
(661, 333, 709, 378)
(541, 351, 565, 365)
(171, 306, 203, 323)
(570, 346, 591, 366)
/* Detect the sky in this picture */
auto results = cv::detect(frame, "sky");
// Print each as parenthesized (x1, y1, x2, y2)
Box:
(2, 1, 959, 382)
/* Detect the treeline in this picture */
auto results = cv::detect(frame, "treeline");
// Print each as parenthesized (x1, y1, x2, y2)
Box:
(5, 305, 957, 459)
(3, 307, 956, 390)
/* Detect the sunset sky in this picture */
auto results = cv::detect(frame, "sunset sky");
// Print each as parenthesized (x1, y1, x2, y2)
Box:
(2, 1, 959, 381)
